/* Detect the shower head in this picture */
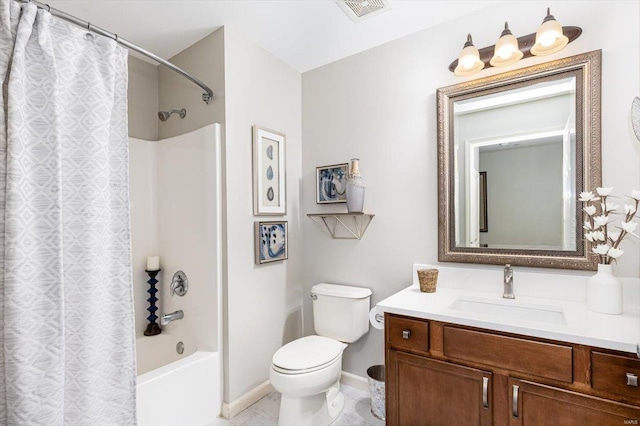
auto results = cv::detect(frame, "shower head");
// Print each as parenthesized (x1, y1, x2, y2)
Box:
(158, 108, 187, 121)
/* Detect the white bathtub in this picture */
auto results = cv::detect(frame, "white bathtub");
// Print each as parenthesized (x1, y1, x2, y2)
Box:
(136, 335, 222, 426)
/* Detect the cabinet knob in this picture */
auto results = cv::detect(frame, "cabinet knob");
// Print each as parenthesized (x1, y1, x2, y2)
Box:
(627, 373, 638, 387)
(402, 330, 411, 340)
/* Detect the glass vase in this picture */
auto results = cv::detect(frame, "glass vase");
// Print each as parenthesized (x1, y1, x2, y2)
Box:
(586, 263, 623, 315)
(346, 158, 365, 213)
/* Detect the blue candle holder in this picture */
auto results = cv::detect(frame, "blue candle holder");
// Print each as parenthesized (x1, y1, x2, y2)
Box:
(144, 269, 162, 336)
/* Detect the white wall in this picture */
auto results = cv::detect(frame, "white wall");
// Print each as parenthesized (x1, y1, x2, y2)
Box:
(128, 56, 158, 141)
(158, 28, 225, 141)
(223, 28, 303, 402)
(302, 0, 640, 378)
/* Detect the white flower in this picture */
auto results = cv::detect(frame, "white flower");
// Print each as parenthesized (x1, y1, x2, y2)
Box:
(608, 247, 624, 259)
(584, 187, 637, 264)
(605, 201, 618, 212)
(592, 244, 610, 255)
(608, 230, 621, 242)
(585, 231, 605, 242)
(579, 191, 598, 202)
(593, 215, 610, 228)
(621, 220, 638, 233)
(596, 187, 614, 196)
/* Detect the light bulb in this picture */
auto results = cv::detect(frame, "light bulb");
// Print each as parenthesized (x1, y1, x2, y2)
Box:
(490, 22, 523, 68)
(537, 17, 563, 47)
(454, 34, 484, 76)
(497, 44, 516, 59)
(531, 8, 569, 56)
(460, 51, 478, 70)
(539, 33, 556, 47)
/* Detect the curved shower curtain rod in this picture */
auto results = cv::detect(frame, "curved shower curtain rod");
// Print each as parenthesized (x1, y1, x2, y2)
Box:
(15, 0, 214, 105)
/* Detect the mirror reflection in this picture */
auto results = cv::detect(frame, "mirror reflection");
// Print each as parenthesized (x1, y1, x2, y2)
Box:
(453, 76, 577, 251)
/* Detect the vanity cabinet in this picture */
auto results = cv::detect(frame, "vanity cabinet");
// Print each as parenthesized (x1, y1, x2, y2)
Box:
(385, 313, 640, 426)
(387, 350, 493, 425)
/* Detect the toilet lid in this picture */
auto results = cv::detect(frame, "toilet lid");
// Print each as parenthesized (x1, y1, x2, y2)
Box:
(272, 336, 344, 372)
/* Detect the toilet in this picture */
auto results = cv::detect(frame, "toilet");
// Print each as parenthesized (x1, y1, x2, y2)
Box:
(270, 283, 372, 426)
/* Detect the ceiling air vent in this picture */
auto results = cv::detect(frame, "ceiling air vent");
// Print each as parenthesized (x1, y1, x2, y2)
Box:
(336, 0, 392, 22)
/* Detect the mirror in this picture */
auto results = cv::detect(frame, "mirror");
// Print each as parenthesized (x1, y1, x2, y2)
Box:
(437, 50, 601, 270)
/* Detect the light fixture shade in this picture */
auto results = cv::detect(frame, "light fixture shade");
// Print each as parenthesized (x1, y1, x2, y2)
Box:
(454, 34, 485, 76)
(531, 8, 569, 56)
(490, 22, 524, 67)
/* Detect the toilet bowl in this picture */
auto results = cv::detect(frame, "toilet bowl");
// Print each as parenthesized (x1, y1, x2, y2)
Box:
(270, 336, 346, 425)
(270, 284, 372, 426)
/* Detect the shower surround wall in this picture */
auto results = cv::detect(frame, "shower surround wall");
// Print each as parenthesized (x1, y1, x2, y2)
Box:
(129, 137, 159, 334)
(129, 124, 222, 360)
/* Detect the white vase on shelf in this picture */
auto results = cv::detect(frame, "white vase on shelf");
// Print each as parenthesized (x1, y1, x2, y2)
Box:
(346, 158, 365, 213)
(586, 263, 623, 315)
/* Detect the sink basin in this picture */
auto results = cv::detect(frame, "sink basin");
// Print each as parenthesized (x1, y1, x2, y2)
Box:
(449, 296, 567, 325)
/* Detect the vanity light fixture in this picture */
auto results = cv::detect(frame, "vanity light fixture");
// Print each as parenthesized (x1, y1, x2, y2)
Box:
(490, 22, 523, 67)
(453, 34, 485, 77)
(448, 8, 581, 76)
(531, 8, 570, 56)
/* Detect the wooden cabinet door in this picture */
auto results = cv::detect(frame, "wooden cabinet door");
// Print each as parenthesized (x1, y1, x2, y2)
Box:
(387, 349, 493, 426)
(509, 378, 640, 425)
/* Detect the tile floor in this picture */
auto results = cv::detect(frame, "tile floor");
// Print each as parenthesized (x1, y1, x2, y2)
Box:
(209, 384, 385, 426)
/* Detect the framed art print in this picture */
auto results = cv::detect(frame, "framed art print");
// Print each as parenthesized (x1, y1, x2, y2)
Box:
(253, 126, 286, 215)
(255, 221, 288, 264)
(316, 163, 348, 204)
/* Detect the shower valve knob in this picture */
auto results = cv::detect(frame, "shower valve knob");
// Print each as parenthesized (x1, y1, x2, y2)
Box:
(170, 270, 189, 297)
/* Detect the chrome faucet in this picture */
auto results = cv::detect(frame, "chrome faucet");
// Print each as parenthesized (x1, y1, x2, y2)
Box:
(503, 264, 515, 299)
(161, 310, 184, 326)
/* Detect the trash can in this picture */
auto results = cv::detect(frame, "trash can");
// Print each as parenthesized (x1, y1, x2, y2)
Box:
(367, 365, 385, 420)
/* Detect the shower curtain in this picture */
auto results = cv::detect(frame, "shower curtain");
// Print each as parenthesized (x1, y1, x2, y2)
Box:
(0, 2, 136, 425)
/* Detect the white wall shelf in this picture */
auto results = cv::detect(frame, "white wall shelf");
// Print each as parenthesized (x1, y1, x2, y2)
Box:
(307, 213, 374, 240)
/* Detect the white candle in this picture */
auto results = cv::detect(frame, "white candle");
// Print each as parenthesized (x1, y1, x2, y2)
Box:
(146, 256, 160, 271)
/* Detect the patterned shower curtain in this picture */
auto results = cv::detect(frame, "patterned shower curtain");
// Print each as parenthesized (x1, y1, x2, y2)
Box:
(0, 2, 136, 425)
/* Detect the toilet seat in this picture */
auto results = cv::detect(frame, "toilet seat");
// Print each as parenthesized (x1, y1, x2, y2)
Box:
(272, 335, 345, 375)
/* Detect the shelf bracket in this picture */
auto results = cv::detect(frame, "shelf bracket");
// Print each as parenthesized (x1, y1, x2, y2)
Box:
(307, 213, 374, 240)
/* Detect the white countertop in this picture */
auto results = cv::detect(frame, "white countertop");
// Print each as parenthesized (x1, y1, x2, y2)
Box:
(376, 264, 640, 355)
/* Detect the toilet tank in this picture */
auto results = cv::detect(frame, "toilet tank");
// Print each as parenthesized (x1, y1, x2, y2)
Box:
(311, 283, 372, 343)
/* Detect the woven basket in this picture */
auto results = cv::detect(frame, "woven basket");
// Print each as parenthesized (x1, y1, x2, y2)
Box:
(417, 269, 439, 293)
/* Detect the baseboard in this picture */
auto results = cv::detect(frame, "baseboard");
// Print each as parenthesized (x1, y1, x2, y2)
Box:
(341, 371, 370, 394)
(221, 380, 275, 419)
(221, 371, 369, 419)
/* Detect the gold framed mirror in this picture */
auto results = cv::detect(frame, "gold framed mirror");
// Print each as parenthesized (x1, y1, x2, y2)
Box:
(437, 50, 601, 270)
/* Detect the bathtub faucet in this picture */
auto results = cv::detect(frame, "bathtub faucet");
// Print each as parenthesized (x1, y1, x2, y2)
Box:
(161, 310, 184, 326)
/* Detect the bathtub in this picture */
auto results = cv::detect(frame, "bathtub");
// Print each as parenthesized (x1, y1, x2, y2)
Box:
(136, 334, 222, 425)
